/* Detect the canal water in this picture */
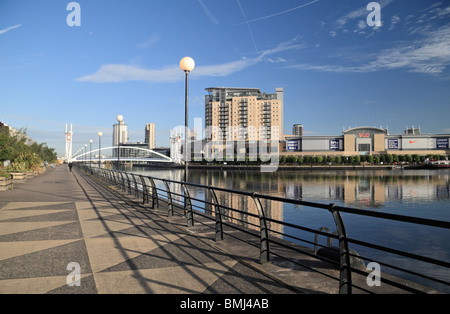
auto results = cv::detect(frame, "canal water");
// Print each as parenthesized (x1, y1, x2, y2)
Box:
(129, 166, 450, 292)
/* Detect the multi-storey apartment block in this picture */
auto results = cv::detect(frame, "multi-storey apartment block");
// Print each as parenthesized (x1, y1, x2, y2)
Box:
(205, 87, 284, 142)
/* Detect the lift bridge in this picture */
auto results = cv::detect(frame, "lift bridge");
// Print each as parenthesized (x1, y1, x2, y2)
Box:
(71, 146, 175, 164)
(64, 123, 183, 165)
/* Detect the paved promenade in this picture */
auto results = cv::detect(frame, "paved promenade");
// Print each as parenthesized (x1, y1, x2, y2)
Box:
(2, 165, 438, 296)
(0, 165, 304, 294)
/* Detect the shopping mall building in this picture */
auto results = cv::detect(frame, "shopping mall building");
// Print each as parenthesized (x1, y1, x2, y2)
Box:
(283, 126, 450, 156)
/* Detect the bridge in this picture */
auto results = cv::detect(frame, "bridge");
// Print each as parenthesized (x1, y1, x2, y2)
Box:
(70, 146, 175, 164)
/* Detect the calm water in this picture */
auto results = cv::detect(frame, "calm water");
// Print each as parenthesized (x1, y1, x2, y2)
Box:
(129, 166, 450, 292)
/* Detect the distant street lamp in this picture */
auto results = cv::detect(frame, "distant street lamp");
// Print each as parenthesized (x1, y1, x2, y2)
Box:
(98, 131, 103, 168)
(89, 139, 93, 167)
(180, 56, 195, 182)
(84, 144, 87, 164)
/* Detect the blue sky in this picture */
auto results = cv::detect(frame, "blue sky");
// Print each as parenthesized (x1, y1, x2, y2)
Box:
(1, 0, 450, 156)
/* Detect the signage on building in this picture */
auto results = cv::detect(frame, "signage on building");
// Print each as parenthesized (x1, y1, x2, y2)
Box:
(287, 140, 299, 151)
(388, 139, 399, 149)
(436, 138, 449, 149)
(329, 139, 340, 150)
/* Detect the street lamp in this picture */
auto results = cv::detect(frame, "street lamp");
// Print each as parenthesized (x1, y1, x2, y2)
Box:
(180, 56, 195, 182)
(84, 144, 87, 165)
(98, 131, 103, 168)
(116, 115, 123, 171)
(89, 140, 93, 167)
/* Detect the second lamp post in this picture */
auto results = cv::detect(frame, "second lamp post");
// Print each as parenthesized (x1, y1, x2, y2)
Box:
(179, 56, 195, 183)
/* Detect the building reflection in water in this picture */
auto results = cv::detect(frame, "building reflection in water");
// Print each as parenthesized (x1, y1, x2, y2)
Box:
(132, 168, 450, 236)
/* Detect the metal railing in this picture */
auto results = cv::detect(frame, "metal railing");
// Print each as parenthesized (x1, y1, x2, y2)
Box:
(80, 165, 450, 294)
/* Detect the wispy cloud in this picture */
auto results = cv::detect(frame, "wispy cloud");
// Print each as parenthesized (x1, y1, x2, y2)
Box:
(77, 37, 303, 83)
(336, 0, 395, 26)
(289, 25, 450, 75)
(0, 24, 22, 35)
(136, 35, 161, 48)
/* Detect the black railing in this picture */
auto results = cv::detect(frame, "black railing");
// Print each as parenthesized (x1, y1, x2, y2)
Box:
(81, 165, 450, 294)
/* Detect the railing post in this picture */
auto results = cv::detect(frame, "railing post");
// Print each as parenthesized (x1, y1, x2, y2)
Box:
(328, 203, 352, 294)
(149, 177, 159, 209)
(125, 173, 132, 195)
(131, 174, 139, 198)
(140, 175, 149, 205)
(183, 183, 194, 227)
(252, 193, 270, 263)
(209, 187, 223, 241)
(112, 170, 119, 188)
(119, 172, 126, 192)
(163, 179, 173, 217)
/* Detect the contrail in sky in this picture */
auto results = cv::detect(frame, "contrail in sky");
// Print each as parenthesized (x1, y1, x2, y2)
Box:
(236, 0, 259, 53)
(235, 0, 319, 25)
(0, 24, 22, 35)
(198, 0, 219, 25)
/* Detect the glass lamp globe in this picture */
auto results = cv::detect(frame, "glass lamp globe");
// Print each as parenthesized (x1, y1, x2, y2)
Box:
(180, 57, 195, 73)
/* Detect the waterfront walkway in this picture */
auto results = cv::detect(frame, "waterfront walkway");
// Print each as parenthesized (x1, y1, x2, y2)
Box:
(2, 165, 440, 295)
(0, 165, 309, 294)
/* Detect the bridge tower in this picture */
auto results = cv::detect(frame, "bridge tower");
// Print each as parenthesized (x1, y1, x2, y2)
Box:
(65, 123, 73, 162)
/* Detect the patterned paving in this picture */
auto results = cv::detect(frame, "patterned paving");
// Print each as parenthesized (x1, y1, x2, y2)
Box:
(0, 166, 296, 294)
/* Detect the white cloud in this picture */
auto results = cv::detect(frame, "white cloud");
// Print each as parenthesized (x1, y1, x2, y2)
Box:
(289, 24, 450, 75)
(336, 0, 395, 27)
(76, 64, 181, 83)
(136, 35, 161, 48)
(77, 37, 303, 83)
(0, 24, 22, 35)
(388, 15, 400, 31)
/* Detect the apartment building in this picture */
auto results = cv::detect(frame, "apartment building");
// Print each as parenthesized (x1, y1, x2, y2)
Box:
(145, 123, 156, 149)
(204, 87, 284, 142)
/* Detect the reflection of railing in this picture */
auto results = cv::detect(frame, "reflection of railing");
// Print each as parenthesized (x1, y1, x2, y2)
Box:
(80, 165, 450, 294)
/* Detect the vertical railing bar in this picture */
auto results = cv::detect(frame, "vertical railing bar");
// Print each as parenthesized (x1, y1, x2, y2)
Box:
(328, 203, 352, 294)
(252, 193, 270, 263)
(209, 187, 223, 241)
(183, 183, 194, 227)
(125, 173, 132, 195)
(119, 172, 126, 192)
(139, 175, 149, 205)
(163, 179, 173, 217)
(131, 174, 139, 198)
(149, 177, 159, 209)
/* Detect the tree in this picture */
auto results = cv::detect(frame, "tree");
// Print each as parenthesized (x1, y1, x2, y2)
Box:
(406, 154, 413, 163)
(386, 154, 393, 164)
(0, 125, 57, 166)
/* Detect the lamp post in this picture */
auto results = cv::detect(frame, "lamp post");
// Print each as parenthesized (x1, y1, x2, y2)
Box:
(84, 144, 87, 165)
(179, 56, 195, 182)
(116, 115, 123, 171)
(89, 140, 93, 167)
(98, 131, 103, 168)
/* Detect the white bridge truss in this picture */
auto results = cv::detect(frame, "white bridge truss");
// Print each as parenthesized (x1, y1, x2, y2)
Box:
(72, 146, 173, 163)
